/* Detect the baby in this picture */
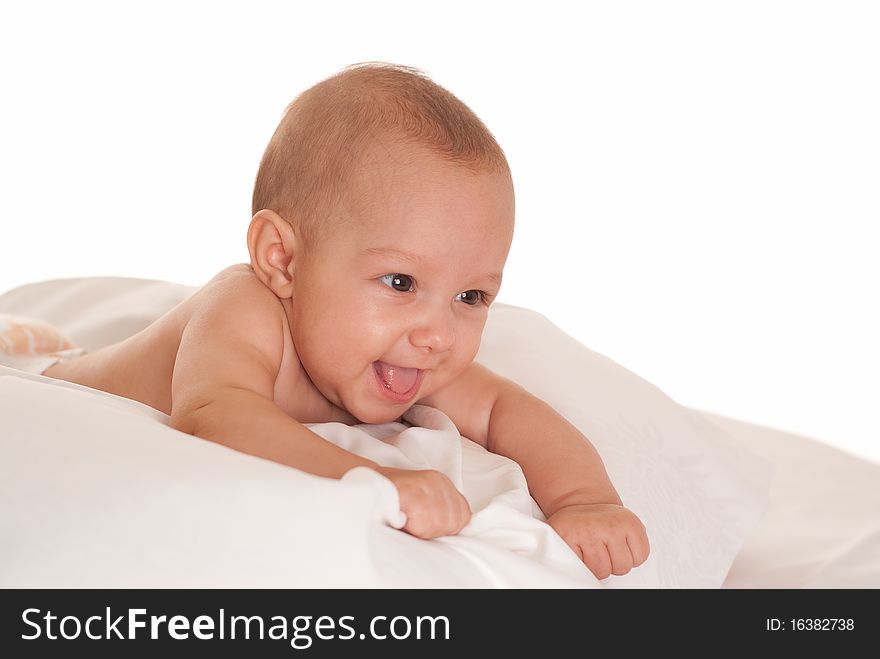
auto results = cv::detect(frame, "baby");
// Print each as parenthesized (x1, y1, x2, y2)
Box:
(42, 63, 649, 580)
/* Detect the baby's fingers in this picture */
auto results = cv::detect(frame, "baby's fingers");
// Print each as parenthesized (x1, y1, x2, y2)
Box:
(404, 509, 450, 539)
(580, 541, 613, 580)
(457, 495, 472, 533)
(628, 527, 651, 567)
(607, 538, 634, 577)
(403, 491, 470, 539)
(443, 487, 472, 535)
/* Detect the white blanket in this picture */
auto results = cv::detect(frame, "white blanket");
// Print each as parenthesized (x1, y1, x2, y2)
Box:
(0, 276, 775, 588)
(0, 366, 602, 587)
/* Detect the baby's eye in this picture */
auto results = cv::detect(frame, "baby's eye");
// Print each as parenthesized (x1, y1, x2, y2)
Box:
(380, 274, 414, 292)
(456, 290, 486, 306)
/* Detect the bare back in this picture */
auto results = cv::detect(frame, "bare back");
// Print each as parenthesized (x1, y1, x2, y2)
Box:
(44, 264, 357, 425)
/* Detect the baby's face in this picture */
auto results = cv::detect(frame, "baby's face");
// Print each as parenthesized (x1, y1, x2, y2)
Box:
(288, 143, 514, 424)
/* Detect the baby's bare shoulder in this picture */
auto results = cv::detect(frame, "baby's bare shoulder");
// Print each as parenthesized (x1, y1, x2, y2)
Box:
(171, 264, 292, 406)
(180, 264, 288, 366)
(196, 264, 277, 305)
(182, 265, 284, 326)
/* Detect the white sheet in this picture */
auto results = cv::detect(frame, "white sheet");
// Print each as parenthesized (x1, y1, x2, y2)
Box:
(7, 364, 877, 588)
(0, 275, 782, 588)
(0, 366, 601, 587)
(707, 412, 880, 588)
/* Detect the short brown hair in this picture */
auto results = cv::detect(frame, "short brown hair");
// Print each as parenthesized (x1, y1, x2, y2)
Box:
(252, 62, 510, 247)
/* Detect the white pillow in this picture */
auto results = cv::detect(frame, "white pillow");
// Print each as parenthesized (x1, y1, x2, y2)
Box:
(0, 277, 774, 587)
(477, 306, 775, 588)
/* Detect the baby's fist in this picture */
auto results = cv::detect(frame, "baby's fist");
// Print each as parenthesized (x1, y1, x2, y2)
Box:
(376, 467, 471, 540)
(547, 503, 650, 580)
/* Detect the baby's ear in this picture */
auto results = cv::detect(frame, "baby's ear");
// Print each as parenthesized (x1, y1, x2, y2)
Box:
(247, 209, 298, 298)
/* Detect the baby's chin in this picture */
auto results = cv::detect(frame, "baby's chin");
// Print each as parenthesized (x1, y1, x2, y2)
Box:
(348, 406, 408, 425)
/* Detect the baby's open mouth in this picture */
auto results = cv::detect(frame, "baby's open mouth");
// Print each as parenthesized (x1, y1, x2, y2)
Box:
(373, 361, 420, 395)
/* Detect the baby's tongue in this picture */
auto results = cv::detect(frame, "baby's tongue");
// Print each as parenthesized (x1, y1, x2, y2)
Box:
(375, 361, 418, 394)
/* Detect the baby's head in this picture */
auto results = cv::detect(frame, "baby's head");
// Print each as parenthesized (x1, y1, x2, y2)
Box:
(248, 63, 515, 423)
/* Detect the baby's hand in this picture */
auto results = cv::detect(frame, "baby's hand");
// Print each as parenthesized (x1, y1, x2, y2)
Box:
(546, 503, 650, 580)
(376, 467, 472, 540)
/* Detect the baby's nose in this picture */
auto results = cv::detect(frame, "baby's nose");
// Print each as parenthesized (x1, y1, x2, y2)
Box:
(409, 306, 455, 353)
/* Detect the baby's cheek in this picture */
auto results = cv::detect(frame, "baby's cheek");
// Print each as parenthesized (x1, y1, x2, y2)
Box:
(457, 344, 482, 372)
(433, 356, 474, 393)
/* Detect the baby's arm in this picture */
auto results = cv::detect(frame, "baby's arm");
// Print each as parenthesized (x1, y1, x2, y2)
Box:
(422, 362, 650, 579)
(169, 280, 374, 477)
(168, 276, 468, 538)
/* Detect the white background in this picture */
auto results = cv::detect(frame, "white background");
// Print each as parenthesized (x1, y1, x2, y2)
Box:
(2, 1, 877, 462)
